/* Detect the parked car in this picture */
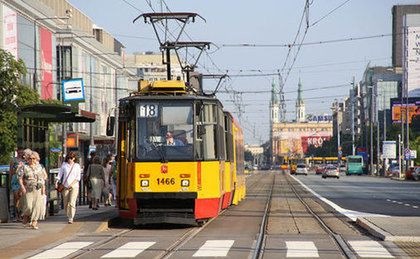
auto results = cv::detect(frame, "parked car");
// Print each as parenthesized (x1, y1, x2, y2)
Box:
(322, 164, 340, 179)
(295, 164, 308, 175)
(386, 164, 400, 177)
(413, 167, 420, 181)
(406, 166, 420, 180)
(315, 165, 324, 175)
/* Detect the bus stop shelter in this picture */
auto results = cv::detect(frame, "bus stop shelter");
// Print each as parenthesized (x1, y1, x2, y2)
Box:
(14, 103, 95, 216)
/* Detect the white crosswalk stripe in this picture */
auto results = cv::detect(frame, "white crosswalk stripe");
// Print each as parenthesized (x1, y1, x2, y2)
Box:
(286, 241, 319, 258)
(28, 242, 93, 259)
(349, 240, 394, 258)
(101, 242, 156, 258)
(193, 240, 235, 257)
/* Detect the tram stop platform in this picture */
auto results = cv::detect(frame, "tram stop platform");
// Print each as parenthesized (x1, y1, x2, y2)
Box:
(357, 217, 420, 242)
(0, 205, 117, 259)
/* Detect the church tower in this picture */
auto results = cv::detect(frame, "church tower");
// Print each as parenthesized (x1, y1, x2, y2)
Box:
(270, 80, 280, 124)
(296, 78, 305, 122)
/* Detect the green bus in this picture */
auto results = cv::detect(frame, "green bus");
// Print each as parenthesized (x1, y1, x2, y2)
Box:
(346, 155, 364, 175)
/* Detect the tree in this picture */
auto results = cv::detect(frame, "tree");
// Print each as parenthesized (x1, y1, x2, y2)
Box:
(0, 49, 40, 164)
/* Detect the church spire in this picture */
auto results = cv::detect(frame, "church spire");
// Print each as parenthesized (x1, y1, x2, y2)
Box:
(271, 79, 278, 104)
(296, 78, 305, 122)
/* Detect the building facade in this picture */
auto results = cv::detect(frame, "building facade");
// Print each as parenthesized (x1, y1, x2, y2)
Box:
(1, 0, 134, 159)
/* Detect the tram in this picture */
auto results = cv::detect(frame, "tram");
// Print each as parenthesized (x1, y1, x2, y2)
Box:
(112, 79, 246, 225)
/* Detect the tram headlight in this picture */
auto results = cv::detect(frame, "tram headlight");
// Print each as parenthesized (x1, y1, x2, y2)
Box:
(141, 180, 149, 187)
(181, 179, 190, 187)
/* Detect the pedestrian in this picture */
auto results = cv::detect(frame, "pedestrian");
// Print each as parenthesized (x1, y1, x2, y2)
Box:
(83, 151, 96, 208)
(110, 156, 117, 207)
(18, 151, 46, 229)
(9, 148, 25, 221)
(102, 155, 114, 207)
(55, 151, 82, 224)
(87, 156, 105, 210)
(33, 153, 48, 221)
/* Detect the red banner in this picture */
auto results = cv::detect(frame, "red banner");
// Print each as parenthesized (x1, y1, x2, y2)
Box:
(40, 27, 53, 99)
(301, 135, 331, 154)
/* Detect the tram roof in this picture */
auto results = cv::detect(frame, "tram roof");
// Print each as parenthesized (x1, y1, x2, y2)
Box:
(120, 94, 224, 106)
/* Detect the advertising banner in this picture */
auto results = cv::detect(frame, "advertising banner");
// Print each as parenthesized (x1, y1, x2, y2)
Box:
(2, 6, 18, 59)
(40, 27, 53, 99)
(391, 98, 420, 124)
(301, 135, 331, 154)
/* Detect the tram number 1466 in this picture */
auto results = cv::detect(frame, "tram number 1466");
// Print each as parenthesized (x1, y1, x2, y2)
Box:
(157, 178, 175, 185)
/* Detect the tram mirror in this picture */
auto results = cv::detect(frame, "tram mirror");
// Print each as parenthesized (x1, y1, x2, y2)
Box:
(106, 116, 115, 136)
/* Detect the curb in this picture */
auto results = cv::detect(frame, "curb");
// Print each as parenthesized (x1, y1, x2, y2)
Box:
(356, 217, 420, 242)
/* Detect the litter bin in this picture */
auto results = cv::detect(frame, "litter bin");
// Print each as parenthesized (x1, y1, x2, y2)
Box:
(0, 165, 10, 223)
(48, 168, 60, 215)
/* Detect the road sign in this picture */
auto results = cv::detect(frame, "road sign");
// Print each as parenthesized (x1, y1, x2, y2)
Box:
(404, 148, 411, 160)
(338, 150, 343, 155)
(382, 141, 396, 159)
(410, 150, 417, 159)
(62, 78, 85, 102)
(89, 145, 96, 157)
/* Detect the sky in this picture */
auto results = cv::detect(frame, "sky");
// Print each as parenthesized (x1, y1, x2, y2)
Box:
(68, 0, 419, 145)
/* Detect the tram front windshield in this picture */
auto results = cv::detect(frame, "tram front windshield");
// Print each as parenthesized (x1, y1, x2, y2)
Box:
(136, 101, 194, 161)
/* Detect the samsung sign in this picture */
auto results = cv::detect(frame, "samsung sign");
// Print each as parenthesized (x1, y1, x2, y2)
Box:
(307, 115, 332, 123)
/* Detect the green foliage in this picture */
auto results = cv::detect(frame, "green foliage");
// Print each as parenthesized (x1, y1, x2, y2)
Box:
(0, 49, 40, 164)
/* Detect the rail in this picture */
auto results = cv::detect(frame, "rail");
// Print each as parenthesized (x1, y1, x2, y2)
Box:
(286, 175, 356, 259)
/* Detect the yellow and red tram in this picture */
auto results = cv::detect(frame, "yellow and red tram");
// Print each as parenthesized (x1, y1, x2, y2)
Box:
(114, 79, 245, 225)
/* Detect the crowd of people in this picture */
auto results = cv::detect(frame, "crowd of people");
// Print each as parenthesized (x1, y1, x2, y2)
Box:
(9, 149, 117, 230)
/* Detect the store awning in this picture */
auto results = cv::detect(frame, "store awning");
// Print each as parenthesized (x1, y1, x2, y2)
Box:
(19, 104, 96, 123)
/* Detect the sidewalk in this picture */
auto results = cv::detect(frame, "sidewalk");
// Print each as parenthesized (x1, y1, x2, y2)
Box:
(356, 217, 420, 242)
(0, 204, 118, 258)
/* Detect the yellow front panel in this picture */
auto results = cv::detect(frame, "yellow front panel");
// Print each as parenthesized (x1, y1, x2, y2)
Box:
(199, 161, 222, 199)
(134, 162, 197, 193)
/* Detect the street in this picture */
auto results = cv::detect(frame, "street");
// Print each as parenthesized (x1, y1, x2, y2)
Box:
(295, 170, 420, 217)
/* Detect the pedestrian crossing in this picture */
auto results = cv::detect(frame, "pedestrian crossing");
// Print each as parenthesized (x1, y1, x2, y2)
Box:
(28, 239, 395, 258)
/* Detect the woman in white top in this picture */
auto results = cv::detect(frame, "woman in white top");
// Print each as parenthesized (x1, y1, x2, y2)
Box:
(55, 151, 81, 224)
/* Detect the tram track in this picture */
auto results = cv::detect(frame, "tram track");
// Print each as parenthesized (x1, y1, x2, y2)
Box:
(285, 174, 356, 259)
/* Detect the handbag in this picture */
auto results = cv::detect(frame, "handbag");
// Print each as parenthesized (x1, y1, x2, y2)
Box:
(56, 164, 74, 193)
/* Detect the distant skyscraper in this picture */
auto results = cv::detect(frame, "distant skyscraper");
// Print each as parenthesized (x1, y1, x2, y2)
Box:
(296, 78, 305, 122)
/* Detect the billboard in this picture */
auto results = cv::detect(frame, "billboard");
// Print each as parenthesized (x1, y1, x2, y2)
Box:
(403, 24, 420, 98)
(2, 6, 18, 59)
(382, 141, 397, 159)
(301, 135, 331, 154)
(40, 26, 53, 99)
(391, 97, 420, 124)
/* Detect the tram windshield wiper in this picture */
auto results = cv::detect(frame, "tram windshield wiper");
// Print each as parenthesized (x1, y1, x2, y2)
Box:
(146, 138, 167, 163)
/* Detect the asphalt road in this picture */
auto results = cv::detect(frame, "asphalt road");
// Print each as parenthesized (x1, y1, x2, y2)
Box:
(294, 171, 420, 216)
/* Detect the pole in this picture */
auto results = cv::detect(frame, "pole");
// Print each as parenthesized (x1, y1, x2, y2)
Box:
(398, 134, 402, 179)
(33, 20, 37, 90)
(383, 94, 387, 176)
(351, 76, 355, 156)
(336, 100, 341, 165)
(370, 86, 374, 175)
(89, 55, 94, 146)
(376, 90, 380, 175)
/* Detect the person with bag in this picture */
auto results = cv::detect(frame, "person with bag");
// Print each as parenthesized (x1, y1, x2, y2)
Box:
(102, 155, 114, 207)
(87, 156, 105, 210)
(18, 151, 45, 229)
(55, 152, 81, 224)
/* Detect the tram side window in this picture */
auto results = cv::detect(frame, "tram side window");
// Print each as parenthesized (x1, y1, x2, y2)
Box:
(196, 103, 218, 160)
(224, 115, 234, 162)
(218, 108, 226, 160)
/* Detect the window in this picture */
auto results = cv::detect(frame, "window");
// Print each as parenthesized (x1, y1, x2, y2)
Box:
(136, 101, 193, 161)
(195, 103, 218, 160)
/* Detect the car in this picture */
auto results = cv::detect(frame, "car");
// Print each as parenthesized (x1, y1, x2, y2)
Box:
(322, 164, 339, 179)
(315, 165, 324, 175)
(413, 167, 420, 181)
(295, 164, 308, 175)
(406, 166, 420, 180)
(386, 164, 400, 177)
